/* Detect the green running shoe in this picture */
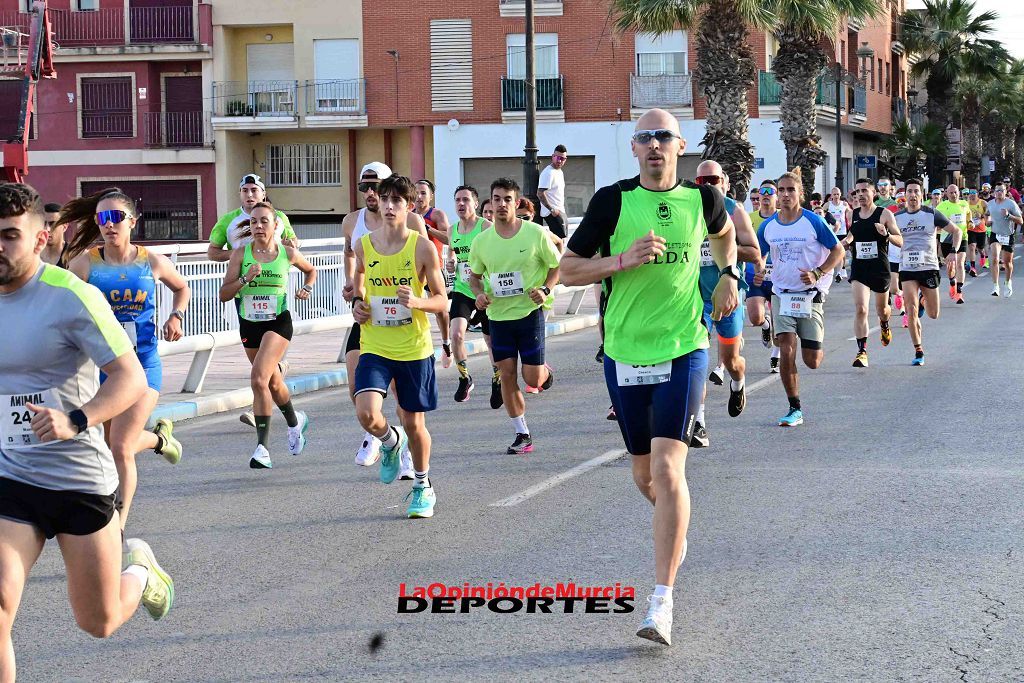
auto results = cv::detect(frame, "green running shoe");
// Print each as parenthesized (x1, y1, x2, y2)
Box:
(379, 427, 407, 484)
(125, 538, 174, 620)
(405, 484, 436, 518)
(153, 418, 182, 465)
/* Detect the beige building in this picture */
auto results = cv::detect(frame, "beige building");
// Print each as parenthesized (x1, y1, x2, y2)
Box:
(210, 0, 433, 227)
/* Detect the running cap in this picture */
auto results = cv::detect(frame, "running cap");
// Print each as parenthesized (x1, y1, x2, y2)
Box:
(982, 182, 992, 190)
(240, 173, 265, 191)
(360, 162, 393, 180)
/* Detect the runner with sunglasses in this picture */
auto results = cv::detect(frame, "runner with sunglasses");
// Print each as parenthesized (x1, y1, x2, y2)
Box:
(413, 179, 453, 369)
(219, 201, 315, 469)
(895, 178, 959, 366)
(756, 169, 844, 427)
(929, 188, 942, 209)
(62, 188, 190, 529)
(0, 183, 175, 678)
(986, 183, 1022, 297)
(342, 163, 429, 475)
(561, 110, 738, 647)
(843, 179, 902, 368)
(746, 180, 781, 373)
(874, 178, 897, 209)
(936, 185, 971, 304)
(691, 162, 760, 447)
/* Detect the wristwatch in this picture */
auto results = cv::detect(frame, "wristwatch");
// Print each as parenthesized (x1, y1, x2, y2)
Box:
(238, 275, 249, 286)
(301, 284, 313, 293)
(812, 268, 824, 280)
(540, 285, 552, 296)
(171, 309, 185, 322)
(68, 409, 88, 434)
(719, 265, 741, 281)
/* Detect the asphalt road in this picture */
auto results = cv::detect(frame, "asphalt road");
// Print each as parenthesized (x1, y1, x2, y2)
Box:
(13, 267, 1024, 682)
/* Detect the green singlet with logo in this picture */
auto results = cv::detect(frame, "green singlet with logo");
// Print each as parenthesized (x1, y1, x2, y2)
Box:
(237, 243, 289, 321)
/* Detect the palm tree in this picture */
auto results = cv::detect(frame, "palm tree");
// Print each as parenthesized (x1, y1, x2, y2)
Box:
(954, 74, 985, 187)
(900, 0, 1008, 186)
(610, 0, 773, 198)
(884, 119, 946, 181)
(771, 0, 881, 199)
(976, 61, 1024, 183)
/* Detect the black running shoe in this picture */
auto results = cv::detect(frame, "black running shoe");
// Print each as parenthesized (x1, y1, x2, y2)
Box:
(689, 422, 709, 448)
(607, 405, 617, 421)
(507, 433, 533, 454)
(595, 344, 604, 363)
(727, 383, 746, 417)
(761, 325, 772, 348)
(490, 374, 503, 410)
(454, 375, 474, 403)
(769, 356, 780, 373)
(540, 366, 554, 391)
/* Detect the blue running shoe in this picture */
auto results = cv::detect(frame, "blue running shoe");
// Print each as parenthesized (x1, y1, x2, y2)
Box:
(912, 353, 925, 367)
(778, 408, 803, 427)
(379, 427, 407, 484)
(405, 484, 436, 518)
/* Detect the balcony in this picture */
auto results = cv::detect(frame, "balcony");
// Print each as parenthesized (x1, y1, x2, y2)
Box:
(630, 73, 693, 109)
(211, 80, 299, 130)
(501, 76, 563, 112)
(759, 70, 848, 111)
(499, 0, 563, 17)
(0, 6, 202, 49)
(304, 79, 367, 127)
(852, 85, 867, 115)
(143, 111, 212, 148)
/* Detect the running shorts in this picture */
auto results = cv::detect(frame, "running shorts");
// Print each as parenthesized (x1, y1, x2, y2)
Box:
(345, 322, 361, 355)
(450, 291, 490, 335)
(489, 308, 546, 366)
(354, 353, 438, 413)
(239, 310, 293, 350)
(899, 269, 941, 289)
(0, 477, 115, 539)
(771, 293, 825, 351)
(967, 231, 988, 249)
(101, 352, 162, 392)
(702, 292, 745, 342)
(744, 270, 774, 300)
(603, 350, 707, 455)
(940, 240, 966, 257)
(889, 261, 900, 274)
(849, 268, 891, 294)
(992, 234, 1015, 253)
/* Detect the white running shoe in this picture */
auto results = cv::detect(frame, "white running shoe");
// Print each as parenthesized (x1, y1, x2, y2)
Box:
(636, 595, 673, 646)
(707, 365, 725, 386)
(239, 411, 256, 428)
(398, 441, 414, 480)
(355, 433, 381, 466)
(288, 411, 309, 455)
(249, 444, 272, 469)
(1006, 281, 1014, 297)
(992, 285, 1001, 297)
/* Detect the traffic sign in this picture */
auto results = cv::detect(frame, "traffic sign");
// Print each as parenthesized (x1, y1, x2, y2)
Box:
(856, 155, 876, 169)
(753, 158, 765, 169)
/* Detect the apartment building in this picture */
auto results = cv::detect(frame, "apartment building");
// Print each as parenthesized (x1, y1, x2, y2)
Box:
(0, 0, 215, 240)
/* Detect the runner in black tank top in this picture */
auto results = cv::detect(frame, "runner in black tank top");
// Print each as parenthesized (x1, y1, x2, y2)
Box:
(843, 179, 904, 368)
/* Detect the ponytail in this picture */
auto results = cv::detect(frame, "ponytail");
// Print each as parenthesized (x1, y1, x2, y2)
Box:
(58, 187, 138, 263)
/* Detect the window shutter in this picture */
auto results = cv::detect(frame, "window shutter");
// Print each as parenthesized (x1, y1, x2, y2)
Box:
(430, 19, 473, 112)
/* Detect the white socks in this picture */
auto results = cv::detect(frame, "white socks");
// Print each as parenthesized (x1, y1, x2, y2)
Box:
(378, 426, 399, 449)
(761, 320, 770, 330)
(653, 584, 672, 600)
(512, 414, 529, 435)
(730, 378, 744, 392)
(771, 346, 781, 359)
(696, 404, 706, 424)
(123, 564, 148, 591)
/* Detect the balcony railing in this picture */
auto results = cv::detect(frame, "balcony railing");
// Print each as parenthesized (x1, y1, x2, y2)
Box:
(630, 73, 693, 108)
(501, 75, 563, 111)
(213, 80, 298, 117)
(0, 7, 196, 47)
(306, 79, 365, 115)
(852, 84, 867, 115)
(892, 97, 907, 122)
(498, 0, 563, 16)
(143, 111, 212, 148)
(759, 71, 847, 108)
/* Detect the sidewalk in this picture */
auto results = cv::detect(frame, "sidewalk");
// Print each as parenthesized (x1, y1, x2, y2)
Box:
(151, 290, 600, 424)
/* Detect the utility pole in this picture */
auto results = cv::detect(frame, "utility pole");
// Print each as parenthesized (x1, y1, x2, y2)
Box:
(522, 0, 540, 203)
(835, 63, 844, 192)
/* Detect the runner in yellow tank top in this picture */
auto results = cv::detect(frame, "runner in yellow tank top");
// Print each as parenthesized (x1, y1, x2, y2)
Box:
(351, 176, 448, 519)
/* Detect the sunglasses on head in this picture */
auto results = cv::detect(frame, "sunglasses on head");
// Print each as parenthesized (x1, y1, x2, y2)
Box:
(758, 187, 777, 196)
(695, 175, 722, 186)
(96, 209, 131, 225)
(358, 181, 379, 193)
(632, 129, 680, 144)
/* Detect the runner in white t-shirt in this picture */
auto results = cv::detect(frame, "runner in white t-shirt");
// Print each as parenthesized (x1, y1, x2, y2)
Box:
(827, 187, 852, 281)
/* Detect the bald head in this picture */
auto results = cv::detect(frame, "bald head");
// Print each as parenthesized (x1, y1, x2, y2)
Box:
(632, 109, 685, 185)
(696, 160, 723, 177)
(635, 108, 681, 135)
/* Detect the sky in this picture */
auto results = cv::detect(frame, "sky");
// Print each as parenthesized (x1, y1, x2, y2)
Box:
(907, 0, 1024, 59)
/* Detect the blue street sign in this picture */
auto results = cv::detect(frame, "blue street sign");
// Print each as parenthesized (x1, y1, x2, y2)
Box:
(856, 155, 877, 169)
(753, 158, 765, 169)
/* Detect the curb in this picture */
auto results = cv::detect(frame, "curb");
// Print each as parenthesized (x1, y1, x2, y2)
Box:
(149, 313, 599, 426)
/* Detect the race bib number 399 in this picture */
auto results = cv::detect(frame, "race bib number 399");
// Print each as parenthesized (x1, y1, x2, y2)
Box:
(616, 361, 673, 386)
(1, 388, 62, 448)
(902, 250, 924, 268)
(370, 296, 412, 327)
(490, 271, 525, 297)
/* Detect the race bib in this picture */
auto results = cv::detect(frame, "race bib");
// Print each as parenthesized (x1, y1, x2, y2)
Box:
(0, 388, 62, 449)
(243, 295, 277, 321)
(490, 271, 525, 297)
(370, 296, 412, 327)
(951, 214, 964, 225)
(902, 250, 924, 268)
(615, 361, 672, 387)
(778, 291, 813, 319)
(121, 321, 137, 349)
(856, 241, 879, 259)
(762, 263, 773, 281)
(699, 241, 714, 267)
(458, 261, 473, 282)
(996, 233, 1011, 246)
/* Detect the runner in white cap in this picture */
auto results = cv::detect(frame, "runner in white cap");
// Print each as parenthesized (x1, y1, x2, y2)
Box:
(207, 174, 299, 262)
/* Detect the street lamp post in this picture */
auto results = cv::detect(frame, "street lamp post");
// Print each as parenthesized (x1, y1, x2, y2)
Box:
(522, 0, 540, 203)
(823, 45, 873, 193)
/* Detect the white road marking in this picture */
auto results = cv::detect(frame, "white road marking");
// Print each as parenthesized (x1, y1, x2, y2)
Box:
(847, 326, 880, 342)
(490, 449, 626, 507)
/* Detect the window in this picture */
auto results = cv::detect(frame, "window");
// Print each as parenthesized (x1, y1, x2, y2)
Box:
(266, 143, 341, 186)
(885, 60, 890, 95)
(506, 33, 558, 78)
(840, 40, 846, 67)
(313, 39, 362, 113)
(80, 179, 200, 241)
(635, 31, 688, 75)
(877, 58, 883, 91)
(80, 76, 134, 138)
(430, 19, 473, 111)
(766, 34, 779, 70)
(76, 0, 98, 10)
